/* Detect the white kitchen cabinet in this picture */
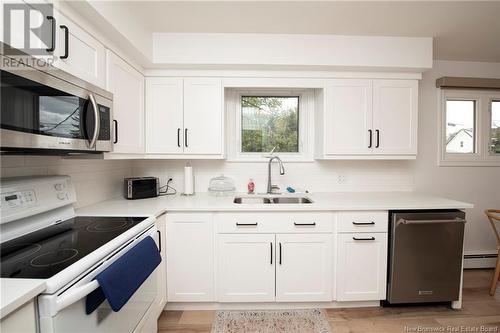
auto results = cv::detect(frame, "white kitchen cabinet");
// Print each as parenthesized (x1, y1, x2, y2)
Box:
(106, 50, 144, 154)
(372, 80, 418, 155)
(324, 79, 373, 155)
(336, 233, 388, 301)
(54, 11, 106, 88)
(276, 234, 332, 302)
(145, 77, 184, 154)
(166, 213, 214, 302)
(154, 214, 167, 313)
(183, 78, 223, 155)
(0, 300, 37, 333)
(318, 78, 418, 159)
(217, 234, 276, 302)
(145, 77, 223, 157)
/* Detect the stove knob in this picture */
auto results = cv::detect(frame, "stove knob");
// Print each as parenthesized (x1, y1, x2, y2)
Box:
(57, 193, 66, 200)
(54, 183, 65, 191)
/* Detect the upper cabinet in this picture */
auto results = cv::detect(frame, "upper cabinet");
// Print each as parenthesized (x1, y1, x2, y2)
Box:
(54, 11, 106, 88)
(372, 80, 418, 155)
(317, 79, 418, 159)
(106, 50, 145, 154)
(145, 77, 224, 157)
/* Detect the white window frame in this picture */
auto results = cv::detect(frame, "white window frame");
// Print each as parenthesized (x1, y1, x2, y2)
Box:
(438, 89, 500, 166)
(226, 88, 314, 162)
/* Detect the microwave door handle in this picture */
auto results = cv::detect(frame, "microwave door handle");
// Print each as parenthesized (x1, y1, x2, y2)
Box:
(54, 280, 99, 312)
(88, 93, 100, 149)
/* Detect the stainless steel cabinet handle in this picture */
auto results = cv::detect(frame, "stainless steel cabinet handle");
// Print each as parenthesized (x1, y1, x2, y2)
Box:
(368, 129, 373, 148)
(353, 236, 376, 241)
(270, 242, 273, 265)
(352, 221, 375, 225)
(375, 129, 380, 148)
(46, 16, 56, 52)
(88, 93, 100, 149)
(235, 222, 258, 226)
(294, 222, 316, 226)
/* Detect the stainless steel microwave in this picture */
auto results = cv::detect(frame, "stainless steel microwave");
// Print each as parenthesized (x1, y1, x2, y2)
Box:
(0, 52, 113, 154)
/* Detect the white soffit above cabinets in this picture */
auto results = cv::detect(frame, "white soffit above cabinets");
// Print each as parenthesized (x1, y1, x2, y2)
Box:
(151, 33, 432, 72)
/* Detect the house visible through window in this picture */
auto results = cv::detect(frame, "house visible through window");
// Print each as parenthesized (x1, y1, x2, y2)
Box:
(491, 100, 500, 154)
(241, 96, 299, 153)
(445, 100, 475, 154)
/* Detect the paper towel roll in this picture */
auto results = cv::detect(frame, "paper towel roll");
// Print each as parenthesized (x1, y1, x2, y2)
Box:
(183, 162, 194, 195)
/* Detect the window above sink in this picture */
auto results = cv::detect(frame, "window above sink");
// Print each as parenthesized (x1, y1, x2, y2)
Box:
(226, 88, 315, 162)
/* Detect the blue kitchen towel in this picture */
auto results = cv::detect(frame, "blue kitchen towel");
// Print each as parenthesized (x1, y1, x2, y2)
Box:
(86, 235, 161, 314)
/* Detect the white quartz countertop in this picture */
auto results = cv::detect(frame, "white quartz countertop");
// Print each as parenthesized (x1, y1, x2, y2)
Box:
(0, 279, 45, 319)
(76, 191, 473, 217)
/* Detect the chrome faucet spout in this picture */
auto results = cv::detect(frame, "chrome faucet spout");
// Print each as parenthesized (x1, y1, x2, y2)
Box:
(267, 156, 286, 194)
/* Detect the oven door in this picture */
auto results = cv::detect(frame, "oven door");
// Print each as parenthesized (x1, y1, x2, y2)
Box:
(38, 226, 159, 333)
(0, 59, 112, 153)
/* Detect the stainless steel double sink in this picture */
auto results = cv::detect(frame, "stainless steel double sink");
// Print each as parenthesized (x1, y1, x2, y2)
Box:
(233, 196, 313, 204)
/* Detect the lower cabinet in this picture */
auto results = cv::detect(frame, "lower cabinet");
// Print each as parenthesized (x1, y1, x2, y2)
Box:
(155, 214, 167, 312)
(336, 233, 388, 301)
(217, 233, 333, 303)
(166, 213, 214, 302)
(276, 234, 332, 302)
(218, 234, 276, 302)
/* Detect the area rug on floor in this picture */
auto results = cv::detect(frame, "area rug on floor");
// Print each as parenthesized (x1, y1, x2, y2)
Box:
(211, 309, 332, 333)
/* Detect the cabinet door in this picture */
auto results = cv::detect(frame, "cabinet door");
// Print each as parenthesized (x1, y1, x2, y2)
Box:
(106, 50, 144, 154)
(154, 214, 167, 314)
(372, 80, 418, 155)
(336, 233, 388, 301)
(166, 213, 214, 302)
(145, 77, 184, 154)
(217, 234, 275, 302)
(183, 78, 223, 155)
(54, 12, 106, 88)
(276, 234, 332, 302)
(325, 79, 373, 155)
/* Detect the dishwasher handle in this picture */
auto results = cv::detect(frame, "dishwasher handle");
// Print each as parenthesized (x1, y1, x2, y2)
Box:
(396, 217, 466, 227)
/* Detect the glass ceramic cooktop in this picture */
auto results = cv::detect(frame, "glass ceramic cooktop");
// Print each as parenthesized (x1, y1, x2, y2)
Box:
(0, 216, 147, 279)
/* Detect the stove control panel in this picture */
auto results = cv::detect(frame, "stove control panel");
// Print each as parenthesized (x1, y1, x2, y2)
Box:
(0, 176, 76, 225)
(2, 189, 37, 208)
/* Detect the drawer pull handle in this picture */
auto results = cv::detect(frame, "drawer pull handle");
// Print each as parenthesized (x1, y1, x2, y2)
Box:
(236, 222, 258, 226)
(352, 221, 375, 225)
(293, 222, 316, 226)
(353, 236, 376, 241)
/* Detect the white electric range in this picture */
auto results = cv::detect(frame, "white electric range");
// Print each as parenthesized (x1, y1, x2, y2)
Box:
(0, 176, 159, 333)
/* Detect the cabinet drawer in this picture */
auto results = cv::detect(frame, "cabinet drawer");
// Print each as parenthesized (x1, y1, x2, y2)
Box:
(337, 211, 388, 233)
(216, 213, 333, 234)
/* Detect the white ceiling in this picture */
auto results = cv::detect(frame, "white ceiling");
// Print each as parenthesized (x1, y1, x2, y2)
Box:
(104, 1, 500, 62)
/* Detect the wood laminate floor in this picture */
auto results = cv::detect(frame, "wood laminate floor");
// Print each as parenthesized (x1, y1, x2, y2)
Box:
(158, 269, 500, 332)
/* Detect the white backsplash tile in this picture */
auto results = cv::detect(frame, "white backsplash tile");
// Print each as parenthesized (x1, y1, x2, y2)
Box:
(1, 156, 133, 208)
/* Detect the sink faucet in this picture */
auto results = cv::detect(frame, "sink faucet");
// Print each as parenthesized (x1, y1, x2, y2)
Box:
(267, 156, 285, 194)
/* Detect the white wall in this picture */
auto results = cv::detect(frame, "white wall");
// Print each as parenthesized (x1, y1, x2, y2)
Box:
(0, 156, 132, 208)
(415, 60, 500, 256)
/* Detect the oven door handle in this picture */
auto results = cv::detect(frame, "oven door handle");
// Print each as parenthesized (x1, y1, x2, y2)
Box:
(55, 280, 99, 312)
(88, 93, 100, 149)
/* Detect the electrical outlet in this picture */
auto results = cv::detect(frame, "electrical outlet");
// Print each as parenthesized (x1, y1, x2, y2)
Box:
(337, 175, 347, 184)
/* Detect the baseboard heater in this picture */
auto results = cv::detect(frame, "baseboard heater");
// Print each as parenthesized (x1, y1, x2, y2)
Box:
(464, 253, 497, 269)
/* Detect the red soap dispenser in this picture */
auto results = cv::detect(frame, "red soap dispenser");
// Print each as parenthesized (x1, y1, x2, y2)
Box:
(247, 178, 255, 194)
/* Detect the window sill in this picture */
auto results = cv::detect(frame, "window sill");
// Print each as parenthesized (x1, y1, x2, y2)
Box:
(438, 158, 500, 167)
(226, 156, 314, 163)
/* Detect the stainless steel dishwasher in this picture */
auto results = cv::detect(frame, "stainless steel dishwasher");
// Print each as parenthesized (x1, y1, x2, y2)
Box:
(386, 210, 466, 305)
